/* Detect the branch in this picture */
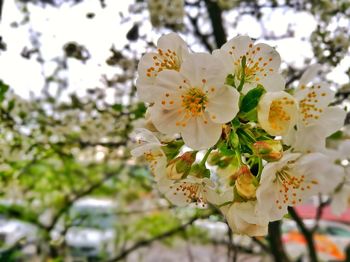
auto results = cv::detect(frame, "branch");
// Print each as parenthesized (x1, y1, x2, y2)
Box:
(46, 165, 125, 232)
(268, 221, 290, 262)
(187, 15, 213, 52)
(203, 0, 226, 48)
(105, 214, 210, 262)
(252, 237, 270, 253)
(288, 207, 318, 262)
(311, 196, 330, 234)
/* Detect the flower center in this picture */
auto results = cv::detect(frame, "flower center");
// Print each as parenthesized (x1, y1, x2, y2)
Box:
(298, 86, 327, 126)
(274, 167, 318, 210)
(181, 88, 208, 117)
(146, 48, 181, 78)
(268, 97, 295, 131)
(173, 181, 207, 207)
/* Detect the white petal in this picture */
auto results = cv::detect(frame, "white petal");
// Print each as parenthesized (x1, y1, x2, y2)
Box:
(298, 64, 322, 88)
(292, 107, 346, 152)
(180, 53, 226, 88)
(149, 105, 182, 135)
(220, 35, 253, 62)
(331, 184, 350, 216)
(181, 116, 222, 150)
(226, 202, 268, 236)
(250, 43, 281, 70)
(157, 33, 190, 60)
(131, 128, 161, 145)
(255, 72, 285, 92)
(206, 188, 233, 205)
(206, 85, 240, 123)
(212, 36, 253, 77)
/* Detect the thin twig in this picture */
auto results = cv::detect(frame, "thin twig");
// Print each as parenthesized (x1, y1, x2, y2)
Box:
(105, 214, 211, 262)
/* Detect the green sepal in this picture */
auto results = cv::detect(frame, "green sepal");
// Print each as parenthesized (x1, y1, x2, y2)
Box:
(225, 74, 236, 87)
(161, 140, 184, 161)
(190, 163, 210, 178)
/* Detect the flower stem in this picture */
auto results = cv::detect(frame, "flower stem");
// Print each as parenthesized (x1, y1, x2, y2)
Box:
(200, 148, 213, 167)
(256, 157, 263, 180)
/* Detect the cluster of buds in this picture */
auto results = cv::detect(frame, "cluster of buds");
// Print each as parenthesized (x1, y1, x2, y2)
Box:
(132, 33, 346, 236)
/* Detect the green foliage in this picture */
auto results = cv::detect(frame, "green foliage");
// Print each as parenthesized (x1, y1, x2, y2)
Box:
(0, 81, 9, 103)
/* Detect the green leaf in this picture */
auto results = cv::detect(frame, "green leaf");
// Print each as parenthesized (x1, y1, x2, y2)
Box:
(240, 85, 265, 113)
(112, 103, 123, 111)
(132, 103, 146, 119)
(0, 80, 9, 103)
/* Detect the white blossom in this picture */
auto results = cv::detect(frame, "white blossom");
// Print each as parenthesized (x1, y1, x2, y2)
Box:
(137, 33, 190, 103)
(213, 35, 285, 94)
(147, 53, 240, 150)
(256, 152, 341, 221)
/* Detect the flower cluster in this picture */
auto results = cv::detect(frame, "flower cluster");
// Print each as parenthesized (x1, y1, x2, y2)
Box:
(132, 33, 346, 236)
(147, 0, 184, 27)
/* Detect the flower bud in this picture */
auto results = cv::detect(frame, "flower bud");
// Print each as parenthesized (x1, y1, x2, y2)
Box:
(235, 166, 258, 200)
(253, 140, 283, 162)
(166, 151, 197, 180)
(161, 140, 184, 160)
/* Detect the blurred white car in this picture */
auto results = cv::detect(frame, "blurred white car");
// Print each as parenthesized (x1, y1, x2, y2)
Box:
(0, 218, 40, 256)
(63, 198, 118, 260)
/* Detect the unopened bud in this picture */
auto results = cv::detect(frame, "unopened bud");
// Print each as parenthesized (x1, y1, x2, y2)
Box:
(253, 140, 283, 162)
(166, 151, 197, 180)
(235, 166, 257, 200)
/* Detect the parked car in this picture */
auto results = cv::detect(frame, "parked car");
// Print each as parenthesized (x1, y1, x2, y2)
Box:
(0, 218, 40, 259)
(63, 198, 118, 261)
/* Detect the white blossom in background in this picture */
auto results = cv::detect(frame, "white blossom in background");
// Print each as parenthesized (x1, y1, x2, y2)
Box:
(147, 0, 184, 27)
(327, 140, 350, 216)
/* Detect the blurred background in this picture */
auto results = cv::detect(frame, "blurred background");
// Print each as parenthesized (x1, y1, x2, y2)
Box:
(0, 0, 349, 261)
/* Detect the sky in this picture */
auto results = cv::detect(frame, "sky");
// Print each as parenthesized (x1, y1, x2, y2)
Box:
(0, 0, 349, 99)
